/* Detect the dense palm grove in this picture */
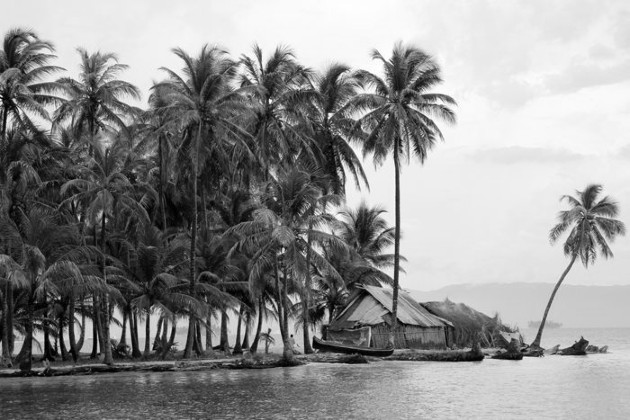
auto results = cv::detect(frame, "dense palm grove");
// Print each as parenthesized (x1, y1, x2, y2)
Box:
(0, 29, 455, 370)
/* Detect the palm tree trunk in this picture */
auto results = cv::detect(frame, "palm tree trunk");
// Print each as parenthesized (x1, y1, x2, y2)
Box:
(144, 312, 151, 358)
(159, 133, 168, 231)
(15, 294, 34, 371)
(59, 312, 69, 361)
(153, 315, 163, 351)
(120, 310, 128, 347)
(1, 286, 12, 367)
(205, 314, 213, 351)
(242, 312, 251, 351)
(389, 145, 401, 349)
(7, 283, 14, 353)
(184, 123, 203, 359)
(68, 295, 78, 362)
(281, 260, 293, 361)
(303, 229, 314, 354)
(233, 304, 244, 355)
(90, 305, 99, 358)
(101, 210, 113, 365)
(161, 318, 169, 350)
(161, 318, 177, 359)
(220, 310, 230, 354)
(194, 321, 203, 355)
(250, 297, 264, 353)
(130, 311, 142, 358)
(76, 309, 86, 353)
(0, 107, 8, 179)
(531, 254, 578, 348)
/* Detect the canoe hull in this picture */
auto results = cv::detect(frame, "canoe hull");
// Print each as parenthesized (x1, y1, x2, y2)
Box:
(312, 336, 394, 357)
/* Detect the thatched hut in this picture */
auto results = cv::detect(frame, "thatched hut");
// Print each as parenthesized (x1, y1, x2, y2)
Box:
(422, 299, 520, 348)
(326, 285, 454, 349)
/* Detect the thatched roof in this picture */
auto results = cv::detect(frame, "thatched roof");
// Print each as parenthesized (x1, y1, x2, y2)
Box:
(330, 285, 453, 330)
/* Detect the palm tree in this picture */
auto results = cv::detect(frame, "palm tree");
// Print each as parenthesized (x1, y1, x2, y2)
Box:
(154, 45, 251, 358)
(239, 44, 311, 181)
(60, 141, 149, 364)
(0, 28, 62, 179)
(337, 202, 397, 271)
(305, 64, 368, 195)
(53, 48, 140, 149)
(0, 208, 87, 371)
(353, 43, 456, 347)
(530, 184, 625, 348)
(230, 166, 344, 361)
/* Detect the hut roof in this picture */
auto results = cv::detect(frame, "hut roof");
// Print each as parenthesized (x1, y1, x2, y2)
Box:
(330, 285, 453, 330)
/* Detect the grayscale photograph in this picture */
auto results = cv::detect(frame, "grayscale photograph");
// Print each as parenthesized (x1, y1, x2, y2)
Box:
(1, 0, 629, 418)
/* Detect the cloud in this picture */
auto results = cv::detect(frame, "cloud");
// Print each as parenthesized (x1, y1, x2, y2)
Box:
(469, 146, 586, 164)
(543, 59, 630, 95)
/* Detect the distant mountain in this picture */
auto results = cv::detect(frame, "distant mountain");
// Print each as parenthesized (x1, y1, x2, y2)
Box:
(408, 283, 630, 329)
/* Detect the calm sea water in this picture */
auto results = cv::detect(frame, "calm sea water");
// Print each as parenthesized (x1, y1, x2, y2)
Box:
(1, 328, 629, 419)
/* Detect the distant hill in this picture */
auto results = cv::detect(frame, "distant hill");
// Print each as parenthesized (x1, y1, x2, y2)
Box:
(408, 283, 630, 328)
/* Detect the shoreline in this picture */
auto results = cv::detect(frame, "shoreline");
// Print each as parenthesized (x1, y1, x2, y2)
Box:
(0, 347, 497, 378)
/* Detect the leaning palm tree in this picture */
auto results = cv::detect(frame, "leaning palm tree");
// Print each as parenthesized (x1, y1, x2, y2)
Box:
(530, 184, 625, 348)
(353, 43, 456, 347)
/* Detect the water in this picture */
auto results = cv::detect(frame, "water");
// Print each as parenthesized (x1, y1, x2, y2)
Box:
(2, 328, 629, 419)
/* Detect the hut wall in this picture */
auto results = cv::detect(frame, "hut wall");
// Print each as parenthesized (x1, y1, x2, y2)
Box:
(370, 323, 448, 349)
(404, 326, 447, 349)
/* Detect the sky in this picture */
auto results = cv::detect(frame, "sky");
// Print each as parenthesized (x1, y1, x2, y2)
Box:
(5, 0, 630, 290)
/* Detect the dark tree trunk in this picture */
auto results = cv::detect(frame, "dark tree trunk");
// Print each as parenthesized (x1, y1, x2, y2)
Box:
(15, 295, 34, 371)
(130, 311, 142, 358)
(68, 296, 78, 362)
(250, 298, 264, 354)
(59, 313, 69, 361)
(184, 123, 203, 359)
(158, 133, 168, 231)
(76, 308, 86, 353)
(161, 319, 177, 359)
(153, 316, 163, 351)
(303, 229, 314, 354)
(161, 318, 168, 349)
(389, 145, 401, 348)
(242, 312, 251, 351)
(43, 320, 55, 361)
(233, 305, 244, 355)
(531, 254, 578, 348)
(100, 210, 113, 365)
(193, 320, 203, 356)
(143, 312, 151, 358)
(7, 284, 14, 353)
(120, 310, 128, 347)
(280, 260, 293, 361)
(1, 285, 12, 367)
(220, 310, 231, 355)
(205, 314, 213, 352)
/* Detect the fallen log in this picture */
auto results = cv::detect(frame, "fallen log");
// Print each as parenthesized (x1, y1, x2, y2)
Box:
(558, 337, 589, 356)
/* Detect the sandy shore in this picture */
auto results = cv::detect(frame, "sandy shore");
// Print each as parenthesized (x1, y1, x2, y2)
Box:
(0, 347, 502, 378)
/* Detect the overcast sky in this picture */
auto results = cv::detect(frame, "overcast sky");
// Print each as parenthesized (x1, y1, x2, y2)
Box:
(5, 0, 630, 290)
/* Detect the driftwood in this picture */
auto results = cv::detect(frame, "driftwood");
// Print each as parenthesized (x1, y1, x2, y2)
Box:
(387, 342, 485, 362)
(492, 339, 523, 360)
(544, 344, 560, 355)
(558, 337, 589, 356)
(586, 345, 608, 354)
